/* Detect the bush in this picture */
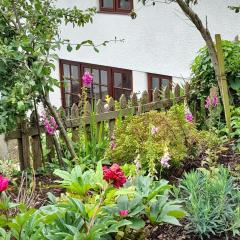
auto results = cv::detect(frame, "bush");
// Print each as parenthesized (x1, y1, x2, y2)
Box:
(106, 104, 218, 177)
(180, 167, 240, 238)
(190, 40, 240, 123)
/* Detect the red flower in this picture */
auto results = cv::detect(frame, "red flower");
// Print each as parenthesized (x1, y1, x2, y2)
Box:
(119, 210, 128, 217)
(0, 175, 9, 192)
(103, 164, 126, 188)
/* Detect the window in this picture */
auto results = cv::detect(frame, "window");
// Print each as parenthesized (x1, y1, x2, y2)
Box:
(60, 60, 81, 110)
(99, 0, 133, 14)
(113, 68, 132, 100)
(60, 60, 133, 110)
(148, 73, 172, 101)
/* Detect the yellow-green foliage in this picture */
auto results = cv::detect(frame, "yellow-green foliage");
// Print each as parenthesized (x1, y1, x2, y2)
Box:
(106, 104, 218, 173)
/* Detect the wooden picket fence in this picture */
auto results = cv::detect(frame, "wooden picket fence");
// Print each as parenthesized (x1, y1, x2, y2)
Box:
(5, 83, 190, 170)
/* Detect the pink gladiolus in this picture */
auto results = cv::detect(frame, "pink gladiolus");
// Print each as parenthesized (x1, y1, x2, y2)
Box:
(82, 71, 93, 87)
(119, 210, 129, 217)
(0, 175, 9, 192)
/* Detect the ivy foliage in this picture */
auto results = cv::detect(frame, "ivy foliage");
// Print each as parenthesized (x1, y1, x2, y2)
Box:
(190, 40, 240, 106)
(0, 0, 96, 133)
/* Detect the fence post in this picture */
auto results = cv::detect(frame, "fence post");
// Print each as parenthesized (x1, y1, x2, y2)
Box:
(108, 97, 115, 138)
(17, 122, 25, 171)
(21, 120, 31, 169)
(30, 111, 43, 170)
(140, 90, 149, 113)
(96, 99, 104, 140)
(215, 34, 232, 132)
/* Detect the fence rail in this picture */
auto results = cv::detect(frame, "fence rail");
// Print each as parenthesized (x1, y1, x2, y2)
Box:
(5, 83, 190, 170)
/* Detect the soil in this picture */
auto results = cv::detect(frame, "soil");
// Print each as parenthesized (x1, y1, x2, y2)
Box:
(146, 222, 240, 240)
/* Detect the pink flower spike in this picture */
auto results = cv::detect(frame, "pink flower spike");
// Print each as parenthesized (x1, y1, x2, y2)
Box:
(0, 175, 9, 192)
(205, 96, 211, 109)
(119, 210, 129, 217)
(151, 126, 159, 136)
(160, 153, 171, 168)
(110, 141, 117, 150)
(212, 95, 218, 107)
(82, 71, 93, 87)
(185, 110, 193, 123)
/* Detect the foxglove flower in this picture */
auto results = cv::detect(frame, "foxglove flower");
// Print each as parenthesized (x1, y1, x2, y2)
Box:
(212, 95, 218, 107)
(185, 108, 193, 123)
(205, 96, 211, 109)
(0, 175, 9, 192)
(41, 112, 58, 135)
(119, 210, 128, 217)
(103, 164, 126, 188)
(110, 141, 117, 150)
(160, 150, 171, 169)
(82, 71, 93, 87)
(151, 126, 159, 135)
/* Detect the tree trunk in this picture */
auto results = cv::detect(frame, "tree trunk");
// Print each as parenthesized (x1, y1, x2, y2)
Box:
(175, 0, 221, 90)
(42, 95, 78, 162)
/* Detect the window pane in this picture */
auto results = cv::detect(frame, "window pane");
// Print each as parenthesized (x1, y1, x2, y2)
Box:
(152, 77, 159, 90)
(114, 72, 122, 88)
(114, 88, 122, 100)
(92, 69, 100, 84)
(65, 94, 71, 108)
(102, 0, 114, 8)
(101, 70, 108, 85)
(124, 90, 132, 99)
(93, 84, 101, 100)
(63, 64, 70, 79)
(119, 0, 130, 9)
(161, 79, 169, 89)
(71, 65, 79, 94)
(84, 67, 91, 73)
(101, 86, 108, 101)
(71, 93, 79, 104)
(122, 73, 131, 89)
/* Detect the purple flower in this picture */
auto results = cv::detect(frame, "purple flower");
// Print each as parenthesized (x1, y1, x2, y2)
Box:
(185, 109, 193, 123)
(151, 126, 159, 136)
(82, 71, 93, 87)
(212, 95, 218, 107)
(160, 153, 171, 168)
(205, 95, 218, 109)
(41, 112, 58, 135)
(205, 96, 211, 109)
(110, 141, 117, 150)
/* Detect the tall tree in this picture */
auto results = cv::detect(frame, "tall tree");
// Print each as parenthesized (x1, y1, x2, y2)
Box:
(0, 0, 96, 159)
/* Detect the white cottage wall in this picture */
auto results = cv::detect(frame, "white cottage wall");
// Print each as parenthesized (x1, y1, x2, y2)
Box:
(50, 0, 240, 106)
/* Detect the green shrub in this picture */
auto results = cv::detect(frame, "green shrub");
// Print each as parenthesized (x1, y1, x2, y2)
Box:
(190, 40, 240, 125)
(106, 104, 218, 177)
(180, 167, 240, 238)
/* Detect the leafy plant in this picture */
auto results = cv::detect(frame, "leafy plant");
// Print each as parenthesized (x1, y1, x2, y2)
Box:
(190, 40, 240, 125)
(0, 163, 185, 239)
(106, 104, 218, 177)
(230, 107, 240, 152)
(180, 167, 240, 238)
